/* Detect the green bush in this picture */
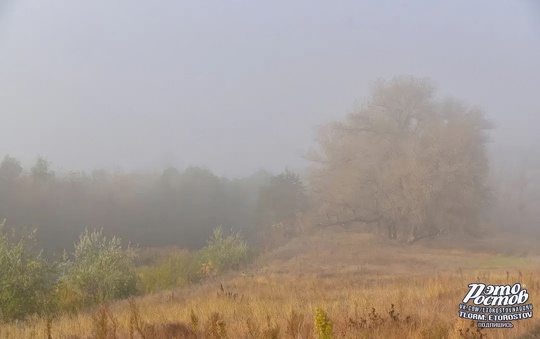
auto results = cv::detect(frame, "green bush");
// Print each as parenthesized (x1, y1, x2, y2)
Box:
(57, 228, 138, 310)
(194, 226, 249, 276)
(138, 251, 194, 293)
(0, 220, 55, 321)
(314, 307, 333, 339)
(139, 227, 254, 293)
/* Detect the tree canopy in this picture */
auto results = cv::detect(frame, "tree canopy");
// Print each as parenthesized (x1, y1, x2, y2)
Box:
(308, 76, 493, 241)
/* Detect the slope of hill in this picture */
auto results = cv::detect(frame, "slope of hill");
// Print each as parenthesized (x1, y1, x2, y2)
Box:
(2, 227, 540, 338)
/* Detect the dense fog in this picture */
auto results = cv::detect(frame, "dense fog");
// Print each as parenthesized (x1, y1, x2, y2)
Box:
(0, 1, 539, 253)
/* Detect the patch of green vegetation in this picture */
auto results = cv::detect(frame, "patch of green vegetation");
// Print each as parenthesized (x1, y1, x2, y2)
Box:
(1, 221, 254, 323)
(57, 228, 139, 311)
(0, 220, 56, 321)
(138, 251, 195, 293)
(480, 255, 532, 269)
(138, 227, 252, 293)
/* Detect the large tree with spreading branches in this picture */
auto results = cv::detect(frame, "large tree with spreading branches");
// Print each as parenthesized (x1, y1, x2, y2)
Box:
(308, 76, 493, 242)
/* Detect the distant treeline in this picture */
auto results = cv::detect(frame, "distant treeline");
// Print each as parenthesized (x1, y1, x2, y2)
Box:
(2, 77, 538, 254)
(0, 155, 290, 255)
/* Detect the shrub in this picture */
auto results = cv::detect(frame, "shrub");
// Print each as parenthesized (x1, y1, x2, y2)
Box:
(194, 226, 249, 277)
(138, 251, 194, 293)
(0, 220, 55, 321)
(57, 228, 138, 310)
(314, 307, 333, 339)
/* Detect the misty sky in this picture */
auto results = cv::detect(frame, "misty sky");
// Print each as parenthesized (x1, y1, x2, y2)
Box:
(1, 1, 539, 177)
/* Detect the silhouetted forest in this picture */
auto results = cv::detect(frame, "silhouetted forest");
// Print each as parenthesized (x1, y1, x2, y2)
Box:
(0, 155, 307, 255)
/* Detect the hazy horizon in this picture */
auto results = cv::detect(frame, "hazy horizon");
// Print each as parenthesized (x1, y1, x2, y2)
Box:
(1, 1, 539, 177)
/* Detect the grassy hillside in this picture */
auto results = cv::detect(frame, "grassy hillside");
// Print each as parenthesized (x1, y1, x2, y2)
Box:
(1, 228, 540, 338)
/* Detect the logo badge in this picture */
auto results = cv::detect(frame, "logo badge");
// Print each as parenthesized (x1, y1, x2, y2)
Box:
(458, 283, 533, 328)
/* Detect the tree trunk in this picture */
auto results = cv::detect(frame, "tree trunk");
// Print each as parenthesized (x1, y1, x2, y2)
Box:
(387, 222, 397, 239)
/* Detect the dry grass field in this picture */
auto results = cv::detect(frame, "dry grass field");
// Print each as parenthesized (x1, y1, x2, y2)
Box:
(2, 227, 540, 339)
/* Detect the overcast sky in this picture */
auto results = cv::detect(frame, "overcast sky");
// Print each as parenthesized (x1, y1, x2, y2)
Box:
(1, 1, 539, 177)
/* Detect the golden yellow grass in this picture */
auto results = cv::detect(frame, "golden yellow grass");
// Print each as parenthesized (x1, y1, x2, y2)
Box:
(2, 228, 540, 338)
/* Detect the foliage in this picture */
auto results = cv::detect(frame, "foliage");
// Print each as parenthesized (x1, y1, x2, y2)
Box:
(3, 230, 540, 338)
(140, 226, 254, 293)
(255, 169, 307, 231)
(31, 156, 55, 182)
(194, 226, 249, 277)
(309, 76, 493, 240)
(138, 251, 194, 293)
(57, 228, 138, 310)
(0, 155, 22, 182)
(0, 220, 253, 325)
(0, 159, 270, 254)
(314, 307, 333, 339)
(0, 220, 55, 321)
(255, 170, 307, 250)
